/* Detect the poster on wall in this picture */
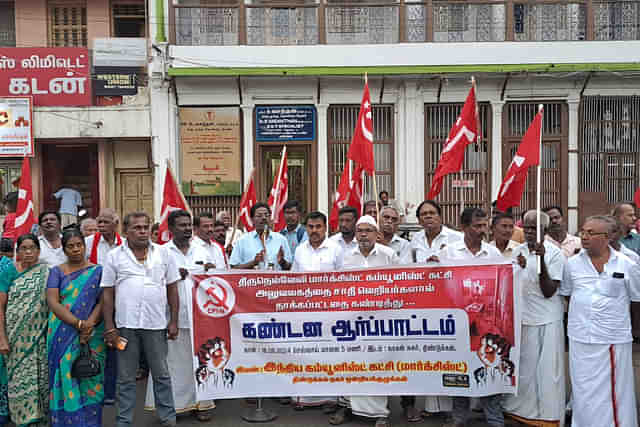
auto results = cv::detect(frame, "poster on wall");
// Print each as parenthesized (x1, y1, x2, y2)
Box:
(0, 97, 33, 157)
(180, 107, 242, 196)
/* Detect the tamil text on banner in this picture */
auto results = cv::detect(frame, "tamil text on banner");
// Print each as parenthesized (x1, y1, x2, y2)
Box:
(0, 48, 91, 106)
(189, 260, 519, 400)
(179, 107, 242, 196)
(0, 97, 33, 157)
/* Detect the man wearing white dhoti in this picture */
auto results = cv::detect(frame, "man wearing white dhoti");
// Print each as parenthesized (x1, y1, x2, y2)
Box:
(502, 210, 566, 427)
(560, 215, 640, 427)
(144, 210, 219, 422)
(290, 211, 344, 412)
(329, 215, 398, 427)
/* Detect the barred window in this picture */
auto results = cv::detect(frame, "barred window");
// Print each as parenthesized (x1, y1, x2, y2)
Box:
(112, 1, 146, 37)
(328, 104, 394, 210)
(0, 1, 16, 47)
(48, 1, 88, 47)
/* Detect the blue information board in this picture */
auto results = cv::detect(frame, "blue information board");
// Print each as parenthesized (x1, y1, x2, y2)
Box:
(255, 106, 316, 142)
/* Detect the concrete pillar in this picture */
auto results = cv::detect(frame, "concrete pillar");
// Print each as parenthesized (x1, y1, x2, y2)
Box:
(567, 97, 580, 234)
(317, 103, 329, 214)
(241, 104, 255, 185)
(150, 67, 173, 219)
(490, 100, 505, 201)
(402, 81, 424, 217)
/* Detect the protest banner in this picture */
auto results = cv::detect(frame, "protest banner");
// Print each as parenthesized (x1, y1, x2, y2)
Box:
(189, 260, 518, 400)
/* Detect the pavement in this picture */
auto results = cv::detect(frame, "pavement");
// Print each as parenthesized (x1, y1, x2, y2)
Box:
(101, 344, 640, 427)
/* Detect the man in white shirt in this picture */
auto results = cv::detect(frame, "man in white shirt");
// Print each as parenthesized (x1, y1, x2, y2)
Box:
(329, 206, 359, 253)
(291, 211, 343, 410)
(102, 211, 180, 427)
(401, 200, 462, 419)
(489, 212, 519, 258)
(378, 206, 410, 260)
(560, 215, 640, 427)
(217, 210, 243, 248)
(145, 210, 217, 422)
(330, 215, 398, 427)
(191, 212, 227, 270)
(439, 208, 504, 427)
(503, 210, 566, 426)
(37, 211, 67, 267)
(53, 187, 82, 227)
(85, 208, 124, 265)
(543, 205, 581, 258)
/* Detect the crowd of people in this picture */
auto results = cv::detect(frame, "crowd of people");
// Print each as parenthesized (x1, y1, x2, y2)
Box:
(0, 193, 639, 427)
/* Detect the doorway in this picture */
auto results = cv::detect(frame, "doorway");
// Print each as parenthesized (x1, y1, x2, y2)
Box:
(42, 144, 99, 217)
(258, 144, 315, 215)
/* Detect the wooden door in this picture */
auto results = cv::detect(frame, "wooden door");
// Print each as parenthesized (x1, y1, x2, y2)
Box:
(259, 145, 311, 215)
(120, 171, 154, 219)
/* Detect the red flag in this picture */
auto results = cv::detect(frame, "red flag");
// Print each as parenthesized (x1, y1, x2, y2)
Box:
(427, 85, 479, 199)
(268, 147, 288, 232)
(14, 157, 35, 237)
(238, 174, 257, 232)
(329, 161, 364, 231)
(158, 164, 190, 244)
(496, 109, 543, 212)
(347, 81, 375, 176)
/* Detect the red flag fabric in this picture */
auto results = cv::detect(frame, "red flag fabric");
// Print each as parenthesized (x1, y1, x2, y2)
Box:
(268, 147, 288, 232)
(239, 174, 257, 232)
(329, 161, 364, 231)
(347, 81, 375, 176)
(427, 85, 479, 199)
(158, 165, 190, 244)
(496, 109, 543, 212)
(14, 157, 35, 237)
(634, 187, 640, 209)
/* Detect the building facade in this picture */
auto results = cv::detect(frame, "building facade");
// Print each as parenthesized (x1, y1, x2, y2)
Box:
(0, 0, 152, 223)
(146, 0, 640, 233)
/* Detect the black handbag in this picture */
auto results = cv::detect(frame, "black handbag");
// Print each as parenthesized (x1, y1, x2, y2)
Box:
(71, 343, 101, 379)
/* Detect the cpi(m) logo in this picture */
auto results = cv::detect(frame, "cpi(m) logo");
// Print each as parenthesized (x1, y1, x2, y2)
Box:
(196, 277, 236, 318)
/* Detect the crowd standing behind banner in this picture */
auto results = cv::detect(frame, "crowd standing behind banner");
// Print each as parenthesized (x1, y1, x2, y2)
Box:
(0, 196, 640, 427)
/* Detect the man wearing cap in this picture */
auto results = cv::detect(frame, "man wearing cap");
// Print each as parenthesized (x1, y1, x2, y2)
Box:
(329, 215, 398, 427)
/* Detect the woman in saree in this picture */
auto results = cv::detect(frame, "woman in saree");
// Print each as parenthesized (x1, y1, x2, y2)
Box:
(0, 233, 50, 427)
(47, 228, 105, 427)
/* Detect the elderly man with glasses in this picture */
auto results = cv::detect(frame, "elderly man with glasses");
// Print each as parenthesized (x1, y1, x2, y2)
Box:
(560, 215, 640, 427)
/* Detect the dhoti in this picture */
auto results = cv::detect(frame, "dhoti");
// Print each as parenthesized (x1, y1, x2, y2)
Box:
(338, 396, 390, 418)
(503, 321, 565, 426)
(145, 329, 215, 414)
(293, 396, 337, 407)
(569, 339, 637, 427)
(424, 396, 452, 413)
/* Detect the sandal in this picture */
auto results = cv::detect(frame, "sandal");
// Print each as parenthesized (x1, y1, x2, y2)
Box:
(404, 405, 423, 422)
(328, 407, 352, 425)
(375, 418, 391, 427)
(195, 411, 212, 422)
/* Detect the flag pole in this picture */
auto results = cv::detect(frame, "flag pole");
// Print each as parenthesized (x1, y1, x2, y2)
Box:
(364, 72, 381, 224)
(536, 104, 543, 274)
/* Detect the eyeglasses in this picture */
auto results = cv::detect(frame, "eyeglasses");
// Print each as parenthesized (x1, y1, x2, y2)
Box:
(578, 230, 608, 238)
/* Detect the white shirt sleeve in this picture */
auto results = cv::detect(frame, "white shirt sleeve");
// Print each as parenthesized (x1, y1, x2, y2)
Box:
(334, 246, 344, 270)
(164, 249, 181, 285)
(54, 189, 62, 199)
(546, 247, 565, 282)
(101, 250, 117, 288)
(291, 246, 301, 272)
(624, 259, 640, 302)
(559, 261, 573, 296)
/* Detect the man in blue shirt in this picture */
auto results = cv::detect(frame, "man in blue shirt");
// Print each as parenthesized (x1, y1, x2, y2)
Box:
(230, 202, 292, 270)
(279, 200, 308, 254)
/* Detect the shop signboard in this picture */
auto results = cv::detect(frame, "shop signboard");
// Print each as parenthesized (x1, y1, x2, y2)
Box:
(0, 47, 91, 106)
(0, 96, 33, 157)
